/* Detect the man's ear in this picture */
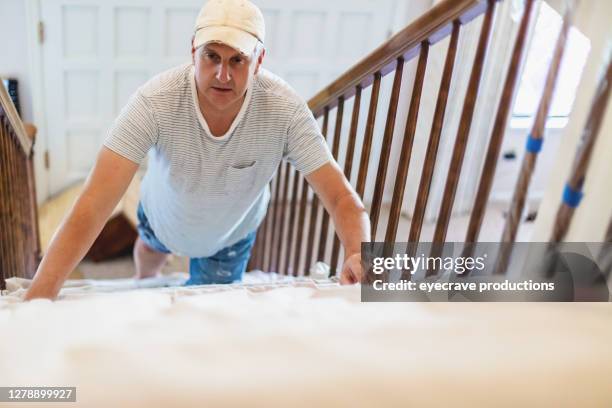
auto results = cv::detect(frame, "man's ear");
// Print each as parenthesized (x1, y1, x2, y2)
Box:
(253, 48, 265, 75)
(191, 36, 196, 64)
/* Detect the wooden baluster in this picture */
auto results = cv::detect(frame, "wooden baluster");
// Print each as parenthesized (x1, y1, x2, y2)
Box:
(283, 167, 301, 274)
(257, 214, 265, 271)
(13, 141, 22, 277)
(23, 154, 31, 275)
(3, 122, 13, 282)
(603, 218, 612, 279)
(14, 143, 23, 276)
(24, 142, 35, 276)
(597, 219, 612, 286)
(17, 147, 27, 276)
(431, 0, 496, 246)
(0, 122, 9, 288)
(370, 58, 405, 241)
(303, 185, 320, 274)
(20, 156, 31, 275)
(496, 5, 574, 273)
(292, 176, 308, 276)
(5, 124, 15, 279)
(253, 232, 262, 271)
(303, 108, 329, 273)
(356, 73, 382, 199)
(259, 197, 267, 271)
(14, 132, 25, 277)
(317, 97, 344, 263)
(261, 190, 269, 271)
(550, 55, 611, 242)
(269, 163, 286, 272)
(248, 210, 264, 271)
(464, 0, 535, 246)
(606, 218, 612, 243)
(330, 86, 362, 275)
(385, 43, 429, 244)
(25, 128, 41, 275)
(6, 126, 20, 278)
(266, 173, 282, 271)
(259, 212, 268, 269)
(261, 196, 273, 271)
(603, 220, 612, 279)
(2, 121, 11, 282)
(409, 21, 460, 244)
(248, 224, 263, 271)
(275, 162, 291, 273)
(342, 88, 362, 183)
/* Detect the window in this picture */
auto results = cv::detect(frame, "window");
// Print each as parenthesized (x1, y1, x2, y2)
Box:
(510, 2, 590, 129)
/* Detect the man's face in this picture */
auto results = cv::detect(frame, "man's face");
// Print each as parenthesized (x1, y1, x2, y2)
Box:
(191, 41, 263, 113)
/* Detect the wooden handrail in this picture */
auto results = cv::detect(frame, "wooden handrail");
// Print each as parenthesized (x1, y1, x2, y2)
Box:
(307, 0, 489, 117)
(0, 78, 32, 155)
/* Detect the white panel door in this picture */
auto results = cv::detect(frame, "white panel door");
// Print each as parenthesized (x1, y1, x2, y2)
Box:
(40, 0, 396, 194)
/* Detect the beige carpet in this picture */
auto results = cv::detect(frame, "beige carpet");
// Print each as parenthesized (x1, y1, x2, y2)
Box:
(1, 283, 610, 407)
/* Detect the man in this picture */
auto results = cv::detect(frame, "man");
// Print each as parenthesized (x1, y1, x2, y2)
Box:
(25, 0, 370, 300)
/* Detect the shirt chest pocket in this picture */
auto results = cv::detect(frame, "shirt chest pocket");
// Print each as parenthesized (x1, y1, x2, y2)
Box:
(224, 161, 258, 195)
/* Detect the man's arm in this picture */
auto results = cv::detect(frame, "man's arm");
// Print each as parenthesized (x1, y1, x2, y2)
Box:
(24, 147, 139, 300)
(304, 161, 370, 284)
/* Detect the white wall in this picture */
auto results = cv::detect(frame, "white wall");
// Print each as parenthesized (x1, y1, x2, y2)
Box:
(0, 0, 33, 122)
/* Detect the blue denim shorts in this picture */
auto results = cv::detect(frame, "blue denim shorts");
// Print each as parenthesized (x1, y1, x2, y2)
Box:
(136, 202, 256, 285)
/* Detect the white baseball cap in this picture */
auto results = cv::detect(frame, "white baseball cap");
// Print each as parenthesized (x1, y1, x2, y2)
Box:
(193, 0, 265, 56)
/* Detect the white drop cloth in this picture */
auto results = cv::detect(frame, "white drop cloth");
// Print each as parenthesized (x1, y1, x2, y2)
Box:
(1, 275, 611, 407)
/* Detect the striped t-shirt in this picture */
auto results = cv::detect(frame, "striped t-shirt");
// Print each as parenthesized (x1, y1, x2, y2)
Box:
(104, 63, 332, 258)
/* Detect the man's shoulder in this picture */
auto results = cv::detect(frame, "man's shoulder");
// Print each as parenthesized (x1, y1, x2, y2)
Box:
(138, 63, 192, 99)
(253, 69, 304, 109)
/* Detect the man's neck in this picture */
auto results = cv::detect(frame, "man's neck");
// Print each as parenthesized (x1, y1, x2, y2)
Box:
(198, 92, 246, 137)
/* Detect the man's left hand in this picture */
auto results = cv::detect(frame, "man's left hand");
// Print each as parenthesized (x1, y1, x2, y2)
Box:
(340, 253, 362, 285)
